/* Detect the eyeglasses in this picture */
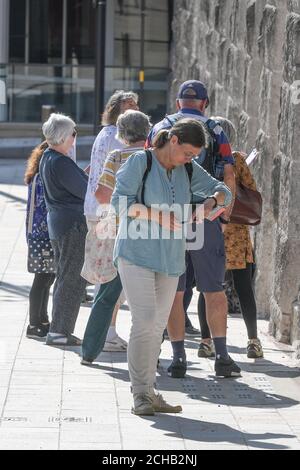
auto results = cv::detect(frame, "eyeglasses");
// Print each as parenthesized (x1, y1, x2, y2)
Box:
(72, 128, 77, 137)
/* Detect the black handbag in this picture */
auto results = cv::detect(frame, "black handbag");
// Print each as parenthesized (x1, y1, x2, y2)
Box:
(27, 175, 56, 274)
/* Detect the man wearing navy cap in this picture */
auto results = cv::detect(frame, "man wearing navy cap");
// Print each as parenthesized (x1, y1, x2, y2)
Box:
(147, 80, 240, 379)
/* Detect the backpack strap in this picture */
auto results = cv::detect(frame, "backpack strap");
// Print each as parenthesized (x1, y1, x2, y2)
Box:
(205, 119, 222, 156)
(141, 150, 193, 206)
(164, 113, 181, 128)
(141, 150, 152, 205)
(204, 119, 219, 141)
(199, 118, 220, 177)
(184, 162, 193, 184)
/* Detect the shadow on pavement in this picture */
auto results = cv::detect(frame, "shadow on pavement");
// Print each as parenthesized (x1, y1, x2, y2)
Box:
(141, 414, 296, 449)
(0, 281, 30, 299)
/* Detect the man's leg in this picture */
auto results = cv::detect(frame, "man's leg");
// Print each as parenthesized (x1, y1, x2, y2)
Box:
(183, 252, 200, 335)
(191, 220, 241, 377)
(196, 292, 215, 357)
(167, 292, 185, 341)
(204, 291, 227, 338)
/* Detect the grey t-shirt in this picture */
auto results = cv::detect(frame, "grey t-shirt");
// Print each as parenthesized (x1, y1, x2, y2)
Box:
(39, 148, 88, 240)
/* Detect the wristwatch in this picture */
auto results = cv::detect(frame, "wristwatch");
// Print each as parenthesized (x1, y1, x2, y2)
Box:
(206, 196, 218, 209)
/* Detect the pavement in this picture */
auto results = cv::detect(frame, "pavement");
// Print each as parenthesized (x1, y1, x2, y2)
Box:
(0, 159, 300, 451)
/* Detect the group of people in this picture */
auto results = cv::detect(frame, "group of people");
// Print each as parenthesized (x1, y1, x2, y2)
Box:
(25, 80, 263, 416)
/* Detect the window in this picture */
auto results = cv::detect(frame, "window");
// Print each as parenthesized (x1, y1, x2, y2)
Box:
(144, 0, 169, 42)
(114, 0, 141, 67)
(9, 0, 26, 62)
(67, 0, 95, 64)
(29, 0, 63, 63)
(114, 0, 170, 68)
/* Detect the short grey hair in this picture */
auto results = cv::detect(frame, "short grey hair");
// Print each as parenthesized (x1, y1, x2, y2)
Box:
(211, 116, 236, 147)
(42, 113, 76, 146)
(116, 110, 151, 144)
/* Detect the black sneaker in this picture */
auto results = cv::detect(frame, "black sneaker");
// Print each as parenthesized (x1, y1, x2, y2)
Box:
(41, 322, 50, 334)
(185, 324, 201, 337)
(26, 325, 48, 338)
(215, 356, 241, 378)
(167, 357, 187, 378)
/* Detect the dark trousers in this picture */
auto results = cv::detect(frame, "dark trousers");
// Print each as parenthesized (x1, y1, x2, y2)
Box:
(29, 273, 55, 326)
(183, 255, 196, 326)
(50, 222, 87, 335)
(197, 264, 258, 340)
(82, 274, 123, 361)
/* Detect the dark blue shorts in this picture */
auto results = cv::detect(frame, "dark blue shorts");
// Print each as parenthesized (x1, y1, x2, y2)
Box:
(177, 219, 226, 293)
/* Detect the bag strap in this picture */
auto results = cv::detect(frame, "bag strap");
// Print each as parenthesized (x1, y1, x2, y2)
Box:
(141, 150, 193, 205)
(28, 174, 38, 235)
(141, 150, 152, 205)
(164, 113, 179, 128)
(185, 162, 193, 184)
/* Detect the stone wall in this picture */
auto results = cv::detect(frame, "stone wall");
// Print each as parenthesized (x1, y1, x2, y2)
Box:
(170, 0, 300, 351)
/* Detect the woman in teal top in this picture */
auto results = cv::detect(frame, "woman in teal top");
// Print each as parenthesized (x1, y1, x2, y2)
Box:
(111, 118, 232, 416)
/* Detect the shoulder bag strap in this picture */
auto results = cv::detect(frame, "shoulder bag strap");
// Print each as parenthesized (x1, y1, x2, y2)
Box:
(28, 174, 38, 235)
(141, 150, 152, 205)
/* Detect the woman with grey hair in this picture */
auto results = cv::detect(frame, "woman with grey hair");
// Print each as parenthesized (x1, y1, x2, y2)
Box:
(192, 116, 264, 359)
(81, 110, 151, 364)
(40, 113, 88, 346)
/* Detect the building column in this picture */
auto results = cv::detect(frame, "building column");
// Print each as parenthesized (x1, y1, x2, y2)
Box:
(0, 0, 10, 121)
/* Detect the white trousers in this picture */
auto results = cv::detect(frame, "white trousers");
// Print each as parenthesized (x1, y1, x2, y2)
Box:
(118, 258, 179, 394)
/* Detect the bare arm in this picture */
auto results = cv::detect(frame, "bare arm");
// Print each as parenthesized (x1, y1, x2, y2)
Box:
(222, 164, 236, 220)
(95, 184, 113, 205)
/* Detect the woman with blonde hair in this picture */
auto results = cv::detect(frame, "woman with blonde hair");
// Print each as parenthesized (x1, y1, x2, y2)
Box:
(25, 141, 55, 338)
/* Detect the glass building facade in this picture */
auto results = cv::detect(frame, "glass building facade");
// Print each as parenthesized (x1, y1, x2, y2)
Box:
(1, 0, 172, 126)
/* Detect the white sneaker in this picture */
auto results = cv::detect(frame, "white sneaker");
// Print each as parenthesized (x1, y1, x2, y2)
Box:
(103, 335, 127, 352)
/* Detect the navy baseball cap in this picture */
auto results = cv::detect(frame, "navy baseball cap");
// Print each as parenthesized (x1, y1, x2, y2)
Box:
(177, 80, 209, 103)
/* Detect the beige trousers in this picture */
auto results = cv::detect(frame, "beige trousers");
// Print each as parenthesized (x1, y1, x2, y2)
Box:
(118, 257, 179, 394)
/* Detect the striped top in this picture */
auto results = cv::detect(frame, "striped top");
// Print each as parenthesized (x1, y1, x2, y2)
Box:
(99, 146, 144, 191)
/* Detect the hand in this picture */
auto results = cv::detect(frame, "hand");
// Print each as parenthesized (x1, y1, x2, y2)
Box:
(189, 205, 204, 224)
(203, 198, 216, 218)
